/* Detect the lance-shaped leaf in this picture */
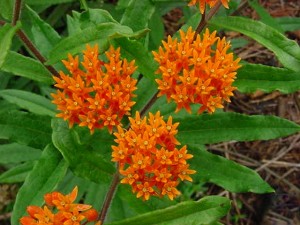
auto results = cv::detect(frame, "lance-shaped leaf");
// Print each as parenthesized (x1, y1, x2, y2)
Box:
(47, 22, 134, 65)
(25, 0, 76, 4)
(235, 63, 300, 94)
(209, 16, 300, 71)
(0, 143, 41, 164)
(175, 112, 300, 144)
(189, 145, 274, 193)
(0, 161, 34, 183)
(0, 89, 56, 117)
(275, 17, 300, 32)
(11, 144, 68, 225)
(0, 23, 21, 67)
(114, 38, 156, 80)
(25, 5, 61, 57)
(1, 51, 53, 84)
(106, 196, 230, 225)
(121, 0, 155, 32)
(51, 118, 115, 183)
(0, 110, 52, 149)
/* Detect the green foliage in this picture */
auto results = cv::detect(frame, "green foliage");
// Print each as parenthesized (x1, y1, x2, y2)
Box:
(0, 143, 41, 164)
(51, 118, 116, 183)
(189, 145, 274, 193)
(209, 16, 300, 71)
(0, 110, 52, 149)
(236, 64, 300, 93)
(0, 161, 34, 183)
(0, 89, 56, 116)
(0, 23, 21, 67)
(176, 112, 300, 144)
(11, 144, 68, 225)
(106, 196, 230, 225)
(25, 5, 61, 57)
(1, 51, 53, 84)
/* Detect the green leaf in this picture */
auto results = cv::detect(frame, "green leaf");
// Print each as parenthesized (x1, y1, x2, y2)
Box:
(0, 110, 52, 149)
(235, 63, 300, 94)
(209, 16, 300, 71)
(106, 196, 230, 225)
(25, 0, 76, 4)
(0, 143, 41, 164)
(0, 161, 34, 183)
(248, 0, 283, 33)
(11, 144, 68, 225)
(0, 23, 21, 68)
(148, 10, 164, 49)
(0, 0, 13, 20)
(47, 22, 134, 65)
(114, 38, 157, 80)
(0, 89, 56, 117)
(1, 51, 53, 84)
(51, 118, 115, 183)
(25, 5, 61, 57)
(66, 9, 118, 35)
(121, 0, 155, 31)
(189, 145, 274, 193)
(275, 17, 300, 32)
(175, 112, 300, 144)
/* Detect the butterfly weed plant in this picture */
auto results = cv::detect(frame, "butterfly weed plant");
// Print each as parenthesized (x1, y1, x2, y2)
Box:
(0, 0, 299, 225)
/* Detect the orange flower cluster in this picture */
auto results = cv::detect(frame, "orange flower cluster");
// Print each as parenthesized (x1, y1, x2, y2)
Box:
(20, 186, 101, 225)
(152, 27, 241, 114)
(112, 111, 196, 201)
(189, 0, 229, 14)
(51, 45, 137, 133)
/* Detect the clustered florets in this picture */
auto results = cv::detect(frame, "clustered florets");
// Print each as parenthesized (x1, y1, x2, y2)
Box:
(20, 187, 100, 225)
(51, 45, 137, 134)
(112, 111, 196, 201)
(189, 0, 230, 14)
(153, 27, 241, 114)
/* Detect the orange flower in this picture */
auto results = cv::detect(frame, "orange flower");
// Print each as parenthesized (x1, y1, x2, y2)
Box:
(153, 27, 241, 114)
(20, 206, 54, 225)
(112, 111, 196, 200)
(20, 186, 98, 225)
(189, 0, 229, 14)
(51, 44, 137, 134)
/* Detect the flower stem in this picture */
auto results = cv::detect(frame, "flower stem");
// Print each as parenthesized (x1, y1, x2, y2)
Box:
(140, 90, 159, 117)
(12, 0, 22, 26)
(194, 1, 222, 37)
(98, 170, 120, 224)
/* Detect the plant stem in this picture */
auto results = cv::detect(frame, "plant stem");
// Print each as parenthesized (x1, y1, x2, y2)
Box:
(98, 170, 120, 224)
(194, 1, 223, 37)
(140, 90, 159, 117)
(16, 29, 59, 76)
(0, 20, 59, 76)
(12, 0, 22, 26)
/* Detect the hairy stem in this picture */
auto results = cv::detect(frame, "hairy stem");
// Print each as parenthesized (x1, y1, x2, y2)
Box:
(98, 171, 120, 224)
(12, 0, 22, 26)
